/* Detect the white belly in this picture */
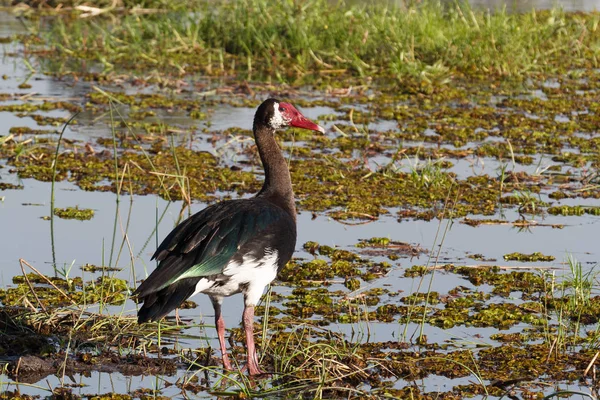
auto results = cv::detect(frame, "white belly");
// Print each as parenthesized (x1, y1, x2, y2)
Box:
(191, 250, 279, 306)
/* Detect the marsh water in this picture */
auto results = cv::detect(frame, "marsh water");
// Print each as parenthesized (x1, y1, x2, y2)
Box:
(462, 0, 600, 12)
(2, 3, 600, 399)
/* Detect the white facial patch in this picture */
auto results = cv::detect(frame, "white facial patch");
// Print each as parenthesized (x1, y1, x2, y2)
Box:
(269, 101, 291, 130)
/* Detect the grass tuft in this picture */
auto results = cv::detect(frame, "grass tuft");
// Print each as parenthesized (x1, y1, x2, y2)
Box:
(23, 0, 600, 86)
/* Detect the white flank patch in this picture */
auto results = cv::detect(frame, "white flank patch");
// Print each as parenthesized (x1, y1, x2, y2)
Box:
(269, 101, 290, 129)
(192, 277, 214, 297)
(191, 250, 279, 306)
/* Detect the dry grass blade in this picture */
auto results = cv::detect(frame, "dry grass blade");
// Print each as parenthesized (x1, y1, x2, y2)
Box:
(19, 258, 78, 307)
(19, 261, 48, 315)
(584, 351, 600, 376)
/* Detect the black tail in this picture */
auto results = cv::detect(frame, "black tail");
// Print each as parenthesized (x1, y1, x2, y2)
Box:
(136, 278, 199, 323)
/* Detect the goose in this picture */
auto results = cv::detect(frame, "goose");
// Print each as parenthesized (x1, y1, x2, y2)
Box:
(134, 98, 324, 375)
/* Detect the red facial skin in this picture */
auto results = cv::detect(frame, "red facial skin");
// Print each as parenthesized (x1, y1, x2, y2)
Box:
(279, 102, 325, 133)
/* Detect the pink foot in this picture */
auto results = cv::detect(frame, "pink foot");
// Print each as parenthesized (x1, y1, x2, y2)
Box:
(247, 363, 268, 377)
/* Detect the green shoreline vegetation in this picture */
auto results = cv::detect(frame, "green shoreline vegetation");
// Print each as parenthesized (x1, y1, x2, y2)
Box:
(10, 0, 600, 87)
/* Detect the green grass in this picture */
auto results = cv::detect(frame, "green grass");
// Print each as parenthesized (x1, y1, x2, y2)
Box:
(541, 255, 600, 354)
(405, 155, 453, 189)
(21, 0, 600, 86)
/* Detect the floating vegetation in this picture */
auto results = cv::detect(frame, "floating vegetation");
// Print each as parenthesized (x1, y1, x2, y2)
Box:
(503, 252, 556, 262)
(356, 237, 390, 247)
(0, 101, 81, 114)
(53, 206, 95, 220)
(461, 218, 507, 227)
(1, 273, 128, 307)
(9, 126, 59, 135)
(279, 243, 393, 287)
(0, 183, 23, 190)
(404, 265, 430, 278)
(80, 263, 121, 273)
(451, 266, 546, 296)
(356, 238, 425, 260)
(0, 255, 597, 398)
(548, 205, 600, 216)
(0, 54, 598, 221)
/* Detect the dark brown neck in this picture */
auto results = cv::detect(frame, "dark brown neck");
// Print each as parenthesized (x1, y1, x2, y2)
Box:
(254, 124, 296, 219)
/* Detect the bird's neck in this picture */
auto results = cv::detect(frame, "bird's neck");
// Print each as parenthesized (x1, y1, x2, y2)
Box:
(254, 125, 296, 219)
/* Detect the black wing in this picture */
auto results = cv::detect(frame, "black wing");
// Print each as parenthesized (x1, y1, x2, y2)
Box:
(134, 198, 294, 299)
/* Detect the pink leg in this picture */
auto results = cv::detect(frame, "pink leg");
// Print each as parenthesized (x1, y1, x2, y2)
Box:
(242, 305, 266, 376)
(211, 297, 232, 371)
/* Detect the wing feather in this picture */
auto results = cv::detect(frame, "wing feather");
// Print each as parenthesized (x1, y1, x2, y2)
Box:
(134, 199, 289, 298)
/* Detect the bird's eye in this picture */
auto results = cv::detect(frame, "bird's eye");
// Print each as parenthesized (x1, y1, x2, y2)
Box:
(279, 107, 286, 112)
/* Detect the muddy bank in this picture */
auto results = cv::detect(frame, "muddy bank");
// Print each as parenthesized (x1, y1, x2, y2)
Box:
(5, 353, 178, 384)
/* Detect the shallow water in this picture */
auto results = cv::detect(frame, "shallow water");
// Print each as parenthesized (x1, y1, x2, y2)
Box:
(2, 7, 600, 399)
(447, 0, 600, 12)
(371, 0, 600, 12)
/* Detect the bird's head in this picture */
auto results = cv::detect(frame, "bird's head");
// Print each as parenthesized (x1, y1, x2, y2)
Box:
(255, 98, 325, 133)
